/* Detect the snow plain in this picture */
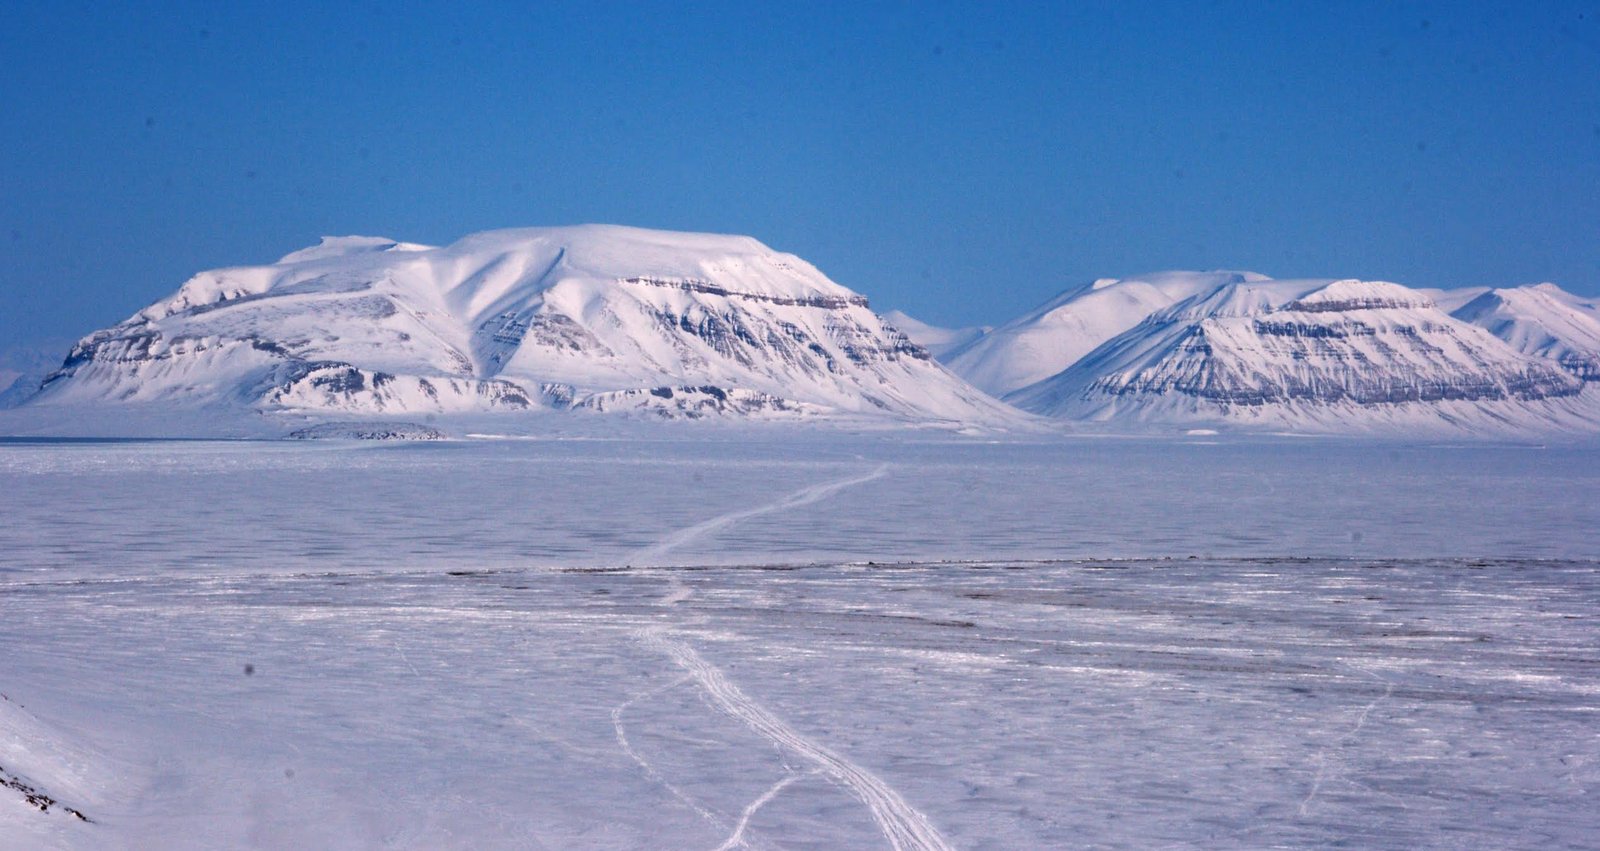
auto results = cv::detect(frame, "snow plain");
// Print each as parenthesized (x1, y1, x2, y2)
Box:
(2, 433, 1598, 849)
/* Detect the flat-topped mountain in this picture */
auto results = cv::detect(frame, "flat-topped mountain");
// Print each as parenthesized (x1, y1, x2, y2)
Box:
(32, 225, 1013, 426)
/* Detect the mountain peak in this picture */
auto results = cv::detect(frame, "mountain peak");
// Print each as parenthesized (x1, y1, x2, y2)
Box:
(943, 270, 1293, 397)
(277, 235, 434, 265)
(1282, 279, 1434, 313)
(1450, 282, 1600, 383)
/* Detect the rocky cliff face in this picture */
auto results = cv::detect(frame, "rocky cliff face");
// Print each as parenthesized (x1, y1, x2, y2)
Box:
(33, 225, 1011, 425)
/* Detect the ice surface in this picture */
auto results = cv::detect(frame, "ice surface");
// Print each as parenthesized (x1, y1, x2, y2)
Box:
(1, 436, 1597, 848)
(2, 435, 1596, 578)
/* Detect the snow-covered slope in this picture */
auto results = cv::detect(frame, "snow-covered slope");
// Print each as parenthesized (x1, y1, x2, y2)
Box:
(0, 692, 101, 832)
(32, 226, 1013, 425)
(1451, 283, 1600, 382)
(1416, 286, 1489, 314)
(0, 343, 69, 409)
(942, 271, 1282, 397)
(879, 310, 988, 359)
(1006, 278, 1595, 434)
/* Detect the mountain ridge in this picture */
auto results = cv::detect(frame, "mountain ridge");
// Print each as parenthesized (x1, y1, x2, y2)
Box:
(19, 229, 1600, 437)
(908, 272, 1600, 435)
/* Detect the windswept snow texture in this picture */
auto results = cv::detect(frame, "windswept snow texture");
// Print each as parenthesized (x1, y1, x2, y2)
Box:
(983, 276, 1597, 434)
(31, 226, 1008, 425)
(0, 437, 1598, 848)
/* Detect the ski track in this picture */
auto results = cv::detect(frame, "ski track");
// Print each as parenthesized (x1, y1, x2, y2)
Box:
(1298, 665, 1395, 818)
(714, 770, 815, 851)
(631, 463, 890, 567)
(644, 629, 955, 851)
(626, 460, 952, 850)
(610, 674, 728, 832)
(392, 640, 420, 676)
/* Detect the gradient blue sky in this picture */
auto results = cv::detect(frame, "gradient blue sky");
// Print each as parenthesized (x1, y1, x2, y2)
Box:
(3, 1, 1598, 347)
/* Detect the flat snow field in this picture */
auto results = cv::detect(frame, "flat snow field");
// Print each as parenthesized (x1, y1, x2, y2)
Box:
(1, 435, 1598, 849)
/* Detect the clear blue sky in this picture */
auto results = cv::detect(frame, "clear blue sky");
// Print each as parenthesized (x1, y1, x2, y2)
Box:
(3, 1, 1598, 347)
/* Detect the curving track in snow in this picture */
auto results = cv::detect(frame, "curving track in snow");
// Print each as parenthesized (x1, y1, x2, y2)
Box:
(714, 771, 814, 851)
(644, 630, 954, 851)
(628, 461, 950, 849)
(630, 463, 890, 567)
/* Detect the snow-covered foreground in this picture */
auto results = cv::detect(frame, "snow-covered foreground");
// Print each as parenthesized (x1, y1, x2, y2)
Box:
(2, 436, 1598, 848)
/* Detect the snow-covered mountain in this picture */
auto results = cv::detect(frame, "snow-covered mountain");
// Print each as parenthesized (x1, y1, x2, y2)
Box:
(984, 275, 1597, 434)
(1450, 284, 1600, 383)
(0, 342, 70, 409)
(941, 271, 1279, 397)
(31, 226, 1012, 425)
(879, 310, 988, 359)
(25, 231, 1600, 437)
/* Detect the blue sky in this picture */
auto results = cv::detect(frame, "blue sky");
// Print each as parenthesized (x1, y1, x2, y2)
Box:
(3, 1, 1598, 347)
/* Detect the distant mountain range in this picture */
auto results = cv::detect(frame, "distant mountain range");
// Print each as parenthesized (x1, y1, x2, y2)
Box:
(13, 227, 1600, 437)
(897, 271, 1600, 435)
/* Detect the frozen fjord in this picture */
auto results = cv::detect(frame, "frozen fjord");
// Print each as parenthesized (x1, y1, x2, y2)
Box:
(4, 433, 1600, 576)
(1, 435, 1598, 849)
